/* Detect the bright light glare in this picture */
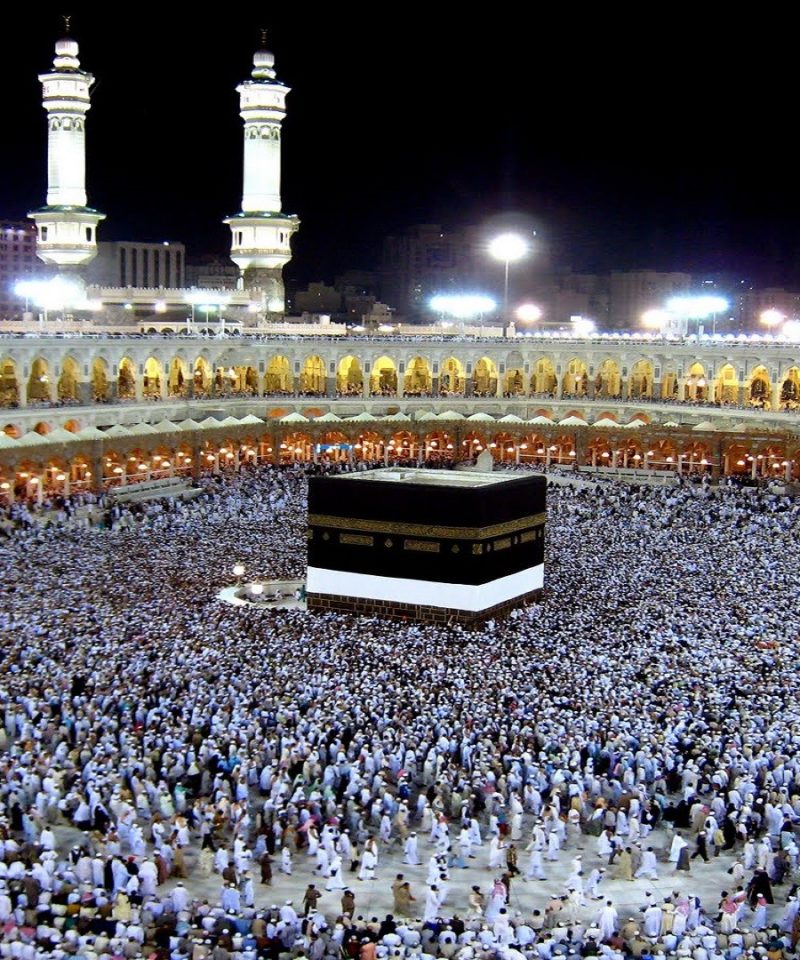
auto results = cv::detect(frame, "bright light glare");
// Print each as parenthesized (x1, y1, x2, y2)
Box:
(516, 303, 542, 323)
(488, 233, 528, 264)
(14, 277, 85, 310)
(430, 294, 496, 319)
(571, 316, 596, 337)
(761, 308, 785, 328)
(185, 291, 231, 306)
(666, 295, 728, 317)
(782, 320, 800, 340)
(641, 309, 669, 329)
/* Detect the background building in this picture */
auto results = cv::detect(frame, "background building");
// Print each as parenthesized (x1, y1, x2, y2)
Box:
(88, 241, 186, 289)
(0, 221, 43, 319)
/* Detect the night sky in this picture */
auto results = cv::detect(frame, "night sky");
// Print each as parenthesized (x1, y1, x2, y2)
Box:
(4, 7, 800, 288)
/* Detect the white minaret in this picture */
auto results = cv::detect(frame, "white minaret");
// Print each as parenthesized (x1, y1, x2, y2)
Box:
(28, 23, 104, 270)
(225, 33, 299, 314)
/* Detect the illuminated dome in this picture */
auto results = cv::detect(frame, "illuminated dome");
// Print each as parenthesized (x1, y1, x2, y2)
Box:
(252, 49, 276, 80)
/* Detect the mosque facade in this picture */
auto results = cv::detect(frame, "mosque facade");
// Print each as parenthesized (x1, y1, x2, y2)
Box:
(0, 31, 799, 498)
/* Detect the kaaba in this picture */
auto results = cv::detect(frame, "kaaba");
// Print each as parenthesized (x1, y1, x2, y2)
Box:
(306, 469, 546, 624)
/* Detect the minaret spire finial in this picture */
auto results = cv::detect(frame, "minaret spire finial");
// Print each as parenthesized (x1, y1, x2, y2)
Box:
(260, 27, 268, 47)
(63, 14, 71, 34)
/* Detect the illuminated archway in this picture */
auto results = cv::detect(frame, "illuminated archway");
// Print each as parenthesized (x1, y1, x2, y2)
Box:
(92, 357, 109, 402)
(490, 431, 517, 462)
(461, 430, 488, 459)
(661, 370, 678, 400)
(504, 366, 526, 396)
(279, 432, 312, 462)
(531, 357, 556, 395)
(0, 358, 20, 407)
(143, 357, 163, 398)
(28, 358, 52, 402)
(714, 363, 738, 404)
(318, 430, 351, 462)
(595, 358, 621, 398)
(403, 356, 432, 396)
(724, 442, 751, 476)
(388, 431, 415, 463)
(354, 431, 384, 461)
(748, 365, 771, 407)
(118, 357, 137, 399)
(421, 430, 454, 461)
(300, 356, 326, 395)
(265, 355, 293, 394)
(168, 357, 189, 397)
(587, 435, 612, 468)
(473, 357, 498, 397)
(439, 357, 465, 395)
(684, 362, 707, 400)
(780, 366, 800, 408)
(628, 359, 654, 399)
(369, 356, 398, 395)
(193, 357, 212, 396)
(57, 356, 80, 402)
(648, 438, 678, 470)
(682, 440, 713, 473)
(563, 358, 588, 396)
(336, 355, 363, 395)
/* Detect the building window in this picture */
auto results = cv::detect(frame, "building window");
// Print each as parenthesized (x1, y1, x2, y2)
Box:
(40, 227, 48, 242)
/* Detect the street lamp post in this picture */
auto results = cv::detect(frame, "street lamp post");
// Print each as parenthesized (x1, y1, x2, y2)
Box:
(488, 233, 529, 336)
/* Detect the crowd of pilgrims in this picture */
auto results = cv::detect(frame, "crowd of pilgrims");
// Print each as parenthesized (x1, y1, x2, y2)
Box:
(1, 464, 800, 960)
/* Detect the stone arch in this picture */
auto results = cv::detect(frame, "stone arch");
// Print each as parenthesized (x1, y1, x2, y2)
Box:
(168, 356, 190, 397)
(780, 366, 800, 408)
(724, 441, 752, 476)
(369, 355, 398, 396)
(3, 423, 21, 438)
(63, 418, 81, 433)
(648, 438, 678, 469)
(28, 357, 52, 402)
(628, 359, 654, 399)
(0, 357, 20, 407)
(265, 355, 293, 394)
(563, 358, 588, 396)
(490, 431, 517, 462)
(337, 355, 364, 395)
(57, 356, 81, 402)
(33, 421, 51, 435)
(747, 364, 771, 407)
(473, 356, 498, 397)
(684, 361, 707, 400)
(354, 430, 384, 461)
(421, 430, 454, 460)
(300, 355, 326, 395)
(531, 357, 557, 396)
(91, 357, 110, 402)
(503, 365, 526, 396)
(439, 357, 465, 395)
(714, 362, 738, 404)
(403, 356, 432, 396)
(462, 430, 488, 457)
(194, 356, 212, 396)
(143, 357, 163, 398)
(660, 369, 679, 400)
(318, 430, 351, 462)
(280, 432, 313, 462)
(595, 358, 622, 398)
(682, 440, 714, 473)
(118, 357, 137, 399)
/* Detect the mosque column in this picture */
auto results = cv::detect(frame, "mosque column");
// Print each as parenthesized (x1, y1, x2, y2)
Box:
(134, 368, 144, 402)
(772, 380, 782, 411)
(78, 380, 92, 405)
(91, 453, 103, 493)
(18, 375, 28, 408)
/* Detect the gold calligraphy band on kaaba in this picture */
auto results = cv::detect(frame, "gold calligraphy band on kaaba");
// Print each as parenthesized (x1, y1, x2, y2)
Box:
(308, 512, 546, 541)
